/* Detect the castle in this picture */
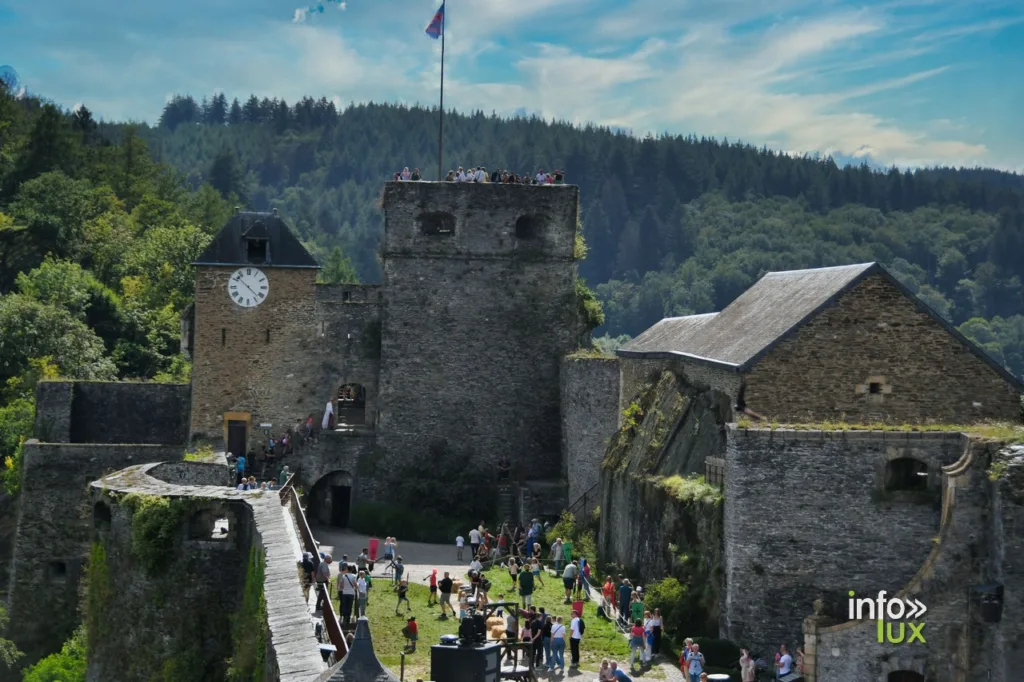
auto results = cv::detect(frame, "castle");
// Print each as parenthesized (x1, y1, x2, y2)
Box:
(6, 181, 1024, 682)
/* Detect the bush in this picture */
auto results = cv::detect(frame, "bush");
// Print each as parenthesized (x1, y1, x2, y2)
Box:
(643, 576, 688, 637)
(548, 510, 597, 561)
(22, 626, 86, 682)
(350, 502, 464, 545)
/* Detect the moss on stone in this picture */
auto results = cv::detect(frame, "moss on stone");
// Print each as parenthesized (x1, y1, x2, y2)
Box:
(651, 474, 722, 505)
(119, 493, 203, 576)
(737, 418, 1024, 442)
(226, 544, 268, 682)
(85, 542, 111, 659)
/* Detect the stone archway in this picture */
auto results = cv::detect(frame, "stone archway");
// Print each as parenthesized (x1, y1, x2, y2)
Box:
(309, 470, 355, 528)
(327, 376, 376, 432)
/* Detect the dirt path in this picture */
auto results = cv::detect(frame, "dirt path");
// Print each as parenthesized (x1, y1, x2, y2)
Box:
(309, 526, 471, 582)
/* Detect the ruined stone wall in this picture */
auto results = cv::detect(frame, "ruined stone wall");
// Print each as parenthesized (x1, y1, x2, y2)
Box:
(376, 182, 580, 481)
(561, 356, 620, 509)
(86, 494, 253, 682)
(599, 371, 731, 595)
(723, 427, 966, 653)
(618, 357, 740, 417)
(189, 265, 319, 440)
(148, 460, 234, 487)
(805, 438, 1021, 682)
(743, 275, 1022, 423)
(6, 442, 184, 671)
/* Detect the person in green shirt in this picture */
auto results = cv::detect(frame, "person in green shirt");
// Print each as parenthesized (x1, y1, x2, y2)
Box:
(630, 589, 644, 623)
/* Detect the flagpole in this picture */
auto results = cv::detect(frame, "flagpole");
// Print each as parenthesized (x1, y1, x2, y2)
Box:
(437, 3, 445, 181)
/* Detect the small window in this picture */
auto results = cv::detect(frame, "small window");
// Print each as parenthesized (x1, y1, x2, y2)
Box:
(50, 561, 67, 580)
(222, 328, 227, 346)
(247, 238, 268, 263)
(211, 517, 230, 541)
(515, 215, 540, 240)
(869, 382, 882, 394)
(93, 502, 112, 531)
(885, 458, 928, 491)
(266, 328, 271, 344)
(418, 212, 455, 236)
(342, 291, 351, 302)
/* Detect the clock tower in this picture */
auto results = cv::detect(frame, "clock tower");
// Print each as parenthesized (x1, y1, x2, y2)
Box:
(188, 208, 319, 456)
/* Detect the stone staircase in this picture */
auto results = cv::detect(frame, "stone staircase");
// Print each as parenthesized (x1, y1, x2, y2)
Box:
(498, 484, 516, 524)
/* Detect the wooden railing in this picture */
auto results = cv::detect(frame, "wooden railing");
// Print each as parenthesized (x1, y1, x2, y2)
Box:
(282, 484, 349, 659)
(278, 472, 297, 504)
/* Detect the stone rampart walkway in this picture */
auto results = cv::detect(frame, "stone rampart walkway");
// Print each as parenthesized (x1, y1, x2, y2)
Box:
(94, 464, 326, 682)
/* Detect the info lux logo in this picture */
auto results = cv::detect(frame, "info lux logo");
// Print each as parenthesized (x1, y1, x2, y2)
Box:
(848, 590, 927, 644)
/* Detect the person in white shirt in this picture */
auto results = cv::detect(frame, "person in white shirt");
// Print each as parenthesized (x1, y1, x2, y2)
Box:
(356, 571, 368, 617)
(776, 644, 792, 678)
(338, 565, 358, 626)
(456, 534, 465, 561)
(400, 167, 411, 180)
(536, 169, 547, 184)
(569, 610, 583, 668)
(469, 528, 481, 557)
(469, 558, 483, 574)
(475, 167, 486, 182)
(456, 167, 467, 182)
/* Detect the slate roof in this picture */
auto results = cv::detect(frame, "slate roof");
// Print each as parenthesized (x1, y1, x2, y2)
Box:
(617, 262, 1024, 391)
(194, 210, 319, 268)
(327, 618, 401, 682)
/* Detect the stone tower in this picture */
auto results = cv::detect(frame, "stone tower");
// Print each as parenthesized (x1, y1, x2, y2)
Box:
(189, 209, 320, 455)
(376, 181, 581, 481)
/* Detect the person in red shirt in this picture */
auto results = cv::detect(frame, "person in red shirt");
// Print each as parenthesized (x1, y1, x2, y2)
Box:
(404, 616, 418, 652)
(602, 577, 615, 610)
(423, 568, 438, 606)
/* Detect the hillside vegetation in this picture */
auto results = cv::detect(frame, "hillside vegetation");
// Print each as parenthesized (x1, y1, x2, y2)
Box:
(2, 85, 1024, 497)
(139, 94, 1024, 378)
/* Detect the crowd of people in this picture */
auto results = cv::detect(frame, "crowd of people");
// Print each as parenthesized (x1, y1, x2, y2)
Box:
(390, 165, 568, 185)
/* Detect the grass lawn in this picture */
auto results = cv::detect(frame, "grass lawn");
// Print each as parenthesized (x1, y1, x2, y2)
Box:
(337, 567, 645, 678)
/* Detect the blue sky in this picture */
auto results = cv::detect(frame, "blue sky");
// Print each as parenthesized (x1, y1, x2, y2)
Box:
(1, 0, 1022, 170)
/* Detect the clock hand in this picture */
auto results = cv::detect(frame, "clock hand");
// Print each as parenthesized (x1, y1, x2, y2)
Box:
(240, 279, 260, 298)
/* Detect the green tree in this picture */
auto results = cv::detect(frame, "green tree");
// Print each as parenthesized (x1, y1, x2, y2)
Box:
(207, 149, 247, 203)
(0, 602, 24, 670)
(318, 246, 359, 284)
(21, 626, 85, 682)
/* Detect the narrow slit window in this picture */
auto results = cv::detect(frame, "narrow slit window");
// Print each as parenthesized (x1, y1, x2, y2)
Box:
(266, 328, 271, 344)
(222, 328, 227, 346)
(869, 382, 882, 394)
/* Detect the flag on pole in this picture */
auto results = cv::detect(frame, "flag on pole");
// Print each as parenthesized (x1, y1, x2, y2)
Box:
(425, 1, 445, 39)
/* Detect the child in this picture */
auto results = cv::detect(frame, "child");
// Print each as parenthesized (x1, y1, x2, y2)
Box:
(458, 594, 469, 620)
(395, 579, 412, 615)
(423, 568, 438, 606)
(531, 557, 545, 587)
(509, 557, 520, 587)
(403, 616, 418, 652)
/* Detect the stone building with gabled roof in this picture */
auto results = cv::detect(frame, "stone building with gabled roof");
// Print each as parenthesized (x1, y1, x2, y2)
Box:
(618, 262, 1023, 424)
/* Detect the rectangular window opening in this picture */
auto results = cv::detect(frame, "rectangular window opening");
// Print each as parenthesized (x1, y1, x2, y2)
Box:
(222, 328, 227, 346)
(247, 239, 268, 263)
(266, 328, 271, 344)
(212, 517, 230, 541)
(869, 382, 882, 394)
(342, 291, 351, 302)
(50, 561, 67, 579)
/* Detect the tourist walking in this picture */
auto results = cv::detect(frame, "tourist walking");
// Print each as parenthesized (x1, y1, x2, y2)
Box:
(395, 579, 412, 614)
(423, 568, 438, 606)
(740, 648, 756, 682)
(338, 564, 358, 625)
(569, 609, 584, 668)
(314, 554, 333, 612)
(685, 642, 705, 682)
(356, 570, 368, 618)
(456, 533, 465, 561)
(629, 619, 645, 670)
(549, 616, 566, 672)
(562, 561, 579, 603)
(650, 608, 663, 655)
(439, 571, 455, 619)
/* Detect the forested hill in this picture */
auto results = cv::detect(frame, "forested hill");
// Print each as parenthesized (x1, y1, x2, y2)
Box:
(132, 94, 1024, 378)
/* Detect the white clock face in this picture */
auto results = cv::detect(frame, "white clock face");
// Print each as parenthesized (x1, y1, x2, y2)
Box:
(228, 267, 269, 307)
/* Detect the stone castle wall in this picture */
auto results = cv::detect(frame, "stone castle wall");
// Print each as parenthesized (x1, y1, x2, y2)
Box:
(722, 427, 966, 653)
(618, 356, 741, 416)
(6, 442, 185, 672)
(86, 492, 253, 682)
(743, 274, 1022, 423)
(376, 182, 581, 481)
(560, 356, 620, 509)
(189, 266, 319, 439)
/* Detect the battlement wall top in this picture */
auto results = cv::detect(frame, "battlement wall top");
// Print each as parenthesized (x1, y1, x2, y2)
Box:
(725, 424, 969, 443)
(380, 181, 579, 260)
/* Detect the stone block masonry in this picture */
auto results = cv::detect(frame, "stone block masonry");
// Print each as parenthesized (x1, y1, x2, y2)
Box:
(5, 442, 186, 674)
(190, 266, 319, 440)
(722, 427, 967, 653)
(561, 355, 620, 509)
(743, 274, 1022, 423)
(376, 182, 581, 481)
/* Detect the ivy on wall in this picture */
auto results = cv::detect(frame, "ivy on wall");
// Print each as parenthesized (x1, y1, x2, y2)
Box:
(85, 541, 112, 658)
(119, 493, 201, 575)
(226, 544, 268, 682)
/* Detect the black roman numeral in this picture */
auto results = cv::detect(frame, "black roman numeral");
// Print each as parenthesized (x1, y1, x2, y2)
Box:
(258, 292, 264, 298)
(246, 268, 252, 276)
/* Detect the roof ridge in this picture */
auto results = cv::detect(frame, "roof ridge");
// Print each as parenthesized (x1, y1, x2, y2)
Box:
(763, 262, 876, 277)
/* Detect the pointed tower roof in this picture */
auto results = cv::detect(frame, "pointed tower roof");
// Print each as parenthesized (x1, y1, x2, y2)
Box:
(328, 618, 401, 682)
(194, 209, 319, 269)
